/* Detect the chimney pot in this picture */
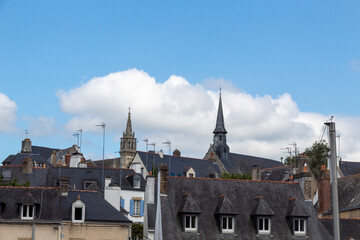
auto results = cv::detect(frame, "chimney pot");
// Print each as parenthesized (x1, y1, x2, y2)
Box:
(159, 163, 168, 194)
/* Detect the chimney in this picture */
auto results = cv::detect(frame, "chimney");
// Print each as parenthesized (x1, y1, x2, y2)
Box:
(145, 175, 156, 203)
(251, 165, 260, 180)
(65, 152, 71, 165)
(22, 156, 33, 174)
(318, 165, 331, 214)
(159, 163, 168, 194)
(51, 151, 57, 166)
(21, 138, 32, 153)
(173, 149, 181, 157)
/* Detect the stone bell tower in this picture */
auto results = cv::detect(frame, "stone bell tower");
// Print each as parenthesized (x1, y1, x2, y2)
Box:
(120, 108, 137, 168)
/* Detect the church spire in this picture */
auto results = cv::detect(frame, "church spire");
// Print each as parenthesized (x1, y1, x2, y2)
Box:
(125, 107, 133, 136)
(213, 91, 227, 134)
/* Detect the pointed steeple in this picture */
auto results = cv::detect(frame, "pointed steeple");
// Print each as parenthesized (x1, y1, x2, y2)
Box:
(213, 92, 227, 134)
(125, 107, 133, 137)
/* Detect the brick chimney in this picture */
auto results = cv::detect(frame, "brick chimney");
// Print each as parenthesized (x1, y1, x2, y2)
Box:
(51, 151, 57, 166)
(65, 152, 71, 165)
(22, 156, 33, 174)
(21, 138, 32, 153)
(159, 163, 168, 194)
(173, 149, 181, 157)
(318, 165, 331, 214)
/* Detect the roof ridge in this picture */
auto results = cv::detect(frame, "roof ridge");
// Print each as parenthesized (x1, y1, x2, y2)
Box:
(229, 152, 279, 162)
(69, 189, 98, 193)
(0, 186, 59, 189)
(0, 165, 22, 168)
(260, 164, 291, 171)
(168, 176, 299, 184)
(137, 150, 214, 162)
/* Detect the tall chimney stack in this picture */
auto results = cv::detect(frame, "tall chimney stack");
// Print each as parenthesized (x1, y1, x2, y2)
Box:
(318, 165, 331, 214)
(159, 163, 168, 194)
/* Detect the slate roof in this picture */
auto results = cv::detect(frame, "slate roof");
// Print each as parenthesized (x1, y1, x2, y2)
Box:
(339, 161, 360, 177)
(0, 187, 131, 224)
(251, 196, 274, 216)
(93, 158, 120, 168)
(137, 151, 221, 178)
(224, 152, 283, 175)
(61, 191, 131, 223)
(261, 165, 292, 181)
(332, 174, 360, 213)
(160, 177, 329, 240)
(0, 187, 61, 222)
(2, 153, 47, 166)
(319, 218, 360, 240)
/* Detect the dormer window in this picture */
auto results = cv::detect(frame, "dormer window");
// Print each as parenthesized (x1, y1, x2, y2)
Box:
(134, 175, 141, 189)
(293, 218, 306, 236)
(221, 216, 234, 233)
(72, 198, 85, 223)
(184, 214, 198, 232)
(21, 204, 35, 220)
(258, 217, 271, 235)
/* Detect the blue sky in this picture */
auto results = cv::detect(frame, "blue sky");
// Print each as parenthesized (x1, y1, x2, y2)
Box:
(1, 1, 360, 162)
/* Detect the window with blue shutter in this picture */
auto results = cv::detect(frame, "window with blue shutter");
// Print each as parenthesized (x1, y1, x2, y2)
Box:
(140, 200, 144, 216)
(120, 198, 124, 209)
(130, 199, 134, 216)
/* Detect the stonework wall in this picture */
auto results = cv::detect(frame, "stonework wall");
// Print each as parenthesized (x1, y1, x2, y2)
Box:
(61, 222, 130, 240)
(0, 223, 59, 240)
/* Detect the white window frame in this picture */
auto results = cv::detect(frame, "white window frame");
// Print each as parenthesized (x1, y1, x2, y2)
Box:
(134, 177, 140, 189)
(221, 216, 235, 234)
(21, 204, 35, 220)
(258, 217, 271, 235)
(184, 214, 198, 232)
(72, 200, 85, 223)
(133, 199, 141, 216)
(294, 218, 306, 236)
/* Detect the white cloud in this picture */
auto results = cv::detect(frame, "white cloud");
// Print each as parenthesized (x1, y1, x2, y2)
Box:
(58, 69, 360, 161)
(0, 93, 17, 133)
(23, 116, 56, 137)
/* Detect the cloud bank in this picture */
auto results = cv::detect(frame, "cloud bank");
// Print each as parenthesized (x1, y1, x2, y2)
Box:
(58, 69, 360, 161)
(0, 93, 17, 133)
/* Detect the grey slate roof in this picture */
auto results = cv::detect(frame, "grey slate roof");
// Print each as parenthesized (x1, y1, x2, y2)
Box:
(61, 191, 131, 223)
(224, 152, 283, 175)
(251, 196, 274, 216)
(261, 165, 292, 181)
(339, 161, 360, 176)
(160, 177, 330, 240)
(137, 151, 221, 178)
(334, 174, 360, 213)
(319, 218, 360, 240)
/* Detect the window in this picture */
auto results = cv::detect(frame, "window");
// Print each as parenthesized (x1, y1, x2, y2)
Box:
(184, 215, 197, 232)
(141, 167, 144, 176)
(134, 176, 141, 188)
(2, 170, 11, 180)
(189, 173, 194, 178)
(294, 218, 306, 236)
(84, 181, 97, 190)
(221, 216, 234, 233)
(133, 200, 140, 215)
(72, 199, 85, 223)
(130, 199, 144, 216)
(21, 204, 35, 220)
(258, 217, 271, 234)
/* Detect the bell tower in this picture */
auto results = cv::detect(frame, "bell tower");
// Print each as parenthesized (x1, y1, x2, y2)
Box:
(120, 108, 137, 168)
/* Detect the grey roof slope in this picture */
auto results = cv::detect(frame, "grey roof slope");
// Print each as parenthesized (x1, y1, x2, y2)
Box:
(319, 218, 360, 240)
(224, 152, 283, 175)
(48, 167, 145, 191)
(2, 153, 47, 166)
(61, 191, 131, 223)
(251, 196, 274, 216)
(161, 177, 329, 240)
(332, 174, 360, 213)
(261, 165, 292, 181)
(339, 161, 360, 176)
(93, 158, 120, 168)
(0, 187, 61, 222)
(0, 166, 49, 187)
(137, 151, 221, 178)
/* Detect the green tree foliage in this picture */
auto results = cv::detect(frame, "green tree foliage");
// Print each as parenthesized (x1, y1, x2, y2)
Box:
(221, 172, 252, 180)
(0, 176, 31, 187)
(284, 156, 295, 165)
(303, 140, 330, 178)
(131, 222, 143, 240)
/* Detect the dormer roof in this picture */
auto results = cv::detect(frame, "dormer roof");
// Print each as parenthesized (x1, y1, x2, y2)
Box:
(251, 196, 275, 216)
(178, 193, 201, 214)
(286, 197, 310, 217)
(215, 195, 237, 215)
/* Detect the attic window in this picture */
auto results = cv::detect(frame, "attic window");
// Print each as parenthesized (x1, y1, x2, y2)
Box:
(134, 175, 141, 189)
(72, 199, 85, 223)
(221, 216, 234, 233)
(258, 217, 271, 235)
(184, 214, 197, 232)
(2, 170, 11, 180)
(293, 218, 306, 236)
(21, 204, 35, 220)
